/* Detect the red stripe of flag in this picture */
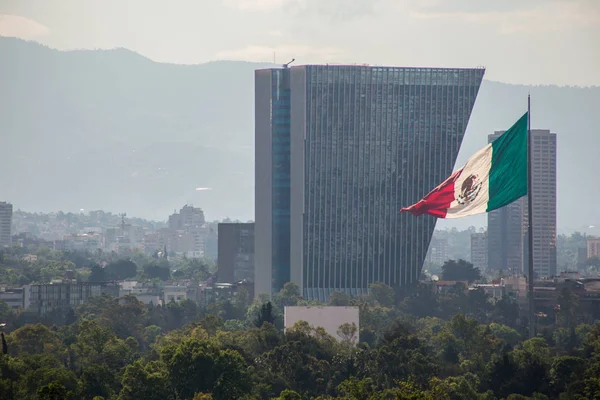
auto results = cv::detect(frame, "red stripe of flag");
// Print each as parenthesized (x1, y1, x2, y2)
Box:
(400, 169, 463, 218)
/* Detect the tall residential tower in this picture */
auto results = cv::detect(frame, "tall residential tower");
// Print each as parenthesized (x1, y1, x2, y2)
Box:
(255, 65, 484, 300)
(0, 201, 12, 247)
(487, 129, 557, 278)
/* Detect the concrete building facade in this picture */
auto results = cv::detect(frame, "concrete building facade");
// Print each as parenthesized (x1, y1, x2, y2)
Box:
(166, 205, 207, 257)
(255, 65, 484, 300)
(522, 130, 558, 278)
(25, 282, 119, 315)
(588, 238, 600, 259)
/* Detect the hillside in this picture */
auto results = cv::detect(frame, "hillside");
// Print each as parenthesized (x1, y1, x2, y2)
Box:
(1, 37, 599, 231)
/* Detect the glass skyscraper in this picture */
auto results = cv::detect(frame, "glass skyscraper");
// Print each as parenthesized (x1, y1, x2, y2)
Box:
(255, 65, 484, 300)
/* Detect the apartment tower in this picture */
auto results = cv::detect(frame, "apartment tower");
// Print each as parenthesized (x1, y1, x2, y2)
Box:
(487, 129, 557, 278)
(0, 201, 13, 247)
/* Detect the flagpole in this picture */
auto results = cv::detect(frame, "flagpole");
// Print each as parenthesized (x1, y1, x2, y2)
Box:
(527, 94, 535, 339)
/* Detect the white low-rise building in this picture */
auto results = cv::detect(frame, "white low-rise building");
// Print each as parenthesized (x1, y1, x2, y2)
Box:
(163, 286, 187, 304)
(471, 284, 505, 301)
(284, 306, 360, 344)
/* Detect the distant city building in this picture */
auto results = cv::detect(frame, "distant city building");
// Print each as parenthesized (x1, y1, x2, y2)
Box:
(0, 201, 13, 247)
(487, 129, 557, 278)
(588, 237, 600, 259)
(218, 223, 255, 283)
(104, 215, 146, 252)
(143, 231, 162, 255)
(165, 205, 208, 258)
(198, 282, 236, 305)
(63, 233, 103, 252)
(533, 278, 600, 311)
(426, 237, 449, 266)
(25, 282, 119, 315)
(204, 227, 219, 261)
(471, 284, 504, 302)
(578, 247, 589, 266)
(255, 65, 484, 300)
(170, 231, 202, 258)
(487, 195, 525, 275)
(471, 232, 488, 271)
(522, 130, 557, 278)
(502, 276, 528, 305)
(0, 286, 24, 310)
(163, 285, 188, 304)
(11, 232, 55, 250)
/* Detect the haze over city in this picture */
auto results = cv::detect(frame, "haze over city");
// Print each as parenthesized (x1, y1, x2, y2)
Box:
(0, 0, 600, 232)
(1, 0, 599, 86)
(1, 2, 600, 399)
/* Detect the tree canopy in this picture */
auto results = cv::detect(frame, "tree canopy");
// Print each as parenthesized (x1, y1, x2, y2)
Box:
(441, 259, 483, 283)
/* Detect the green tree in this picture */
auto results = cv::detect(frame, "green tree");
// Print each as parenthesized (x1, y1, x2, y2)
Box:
(368, 282, 395, 307)
(441, 259, 482, 283)
(105, 259, 138, 280)
(271, 389, 302, 400)
(78, 364, 116, 399)
(557, 286, 580, 329)
(7, 324, 66, 360)
(161, 338, 251, 400)
(337, 377, 376, 400)
(549, 356, 586, 396)
(88, 264, 107, 281)
(276, 282, 301, 307)
(255, 302, 275, 327)
(118, 360, 171, 400)
(143, 263, 171, 281)
(37, 382, 71, 400)
(337, 322, 358, 345)
(328, 291, 350, 306)
(492, 296, 520, 327)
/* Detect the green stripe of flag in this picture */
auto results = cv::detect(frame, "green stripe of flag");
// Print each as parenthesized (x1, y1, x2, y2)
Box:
(486, 112, 528, 212)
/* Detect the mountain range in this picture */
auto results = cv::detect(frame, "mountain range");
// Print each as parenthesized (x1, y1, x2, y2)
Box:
(1, 37, 599, 233)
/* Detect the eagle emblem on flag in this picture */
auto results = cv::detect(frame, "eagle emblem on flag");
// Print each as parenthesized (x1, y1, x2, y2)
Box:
(456, 174, 482, 205)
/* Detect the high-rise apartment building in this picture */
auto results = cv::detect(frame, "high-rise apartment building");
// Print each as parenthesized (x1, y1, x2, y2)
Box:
(0, 201, 13, 247)
(487, 196, 524, 275)
(166, 204, 207, 257)
(426, 237, 449, 266)
(588, 237, 600, 259)
(487, 129, 557, 278)
(523, 130, 557, 277)
(218, 223, 255, 283)
(470, 232, 488, 271)
(255, 65, 484, 300)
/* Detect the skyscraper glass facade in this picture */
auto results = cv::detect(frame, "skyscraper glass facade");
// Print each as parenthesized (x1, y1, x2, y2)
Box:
(270, 69, 292, 293)
(255, 65, 484, 301)
(300, 66, 484, 300)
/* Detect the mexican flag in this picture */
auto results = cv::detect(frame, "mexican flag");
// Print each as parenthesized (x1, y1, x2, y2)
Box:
(400, 113, 528, 219)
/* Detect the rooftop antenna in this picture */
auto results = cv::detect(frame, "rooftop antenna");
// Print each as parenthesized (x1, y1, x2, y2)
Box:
(283, 58, 295, 69)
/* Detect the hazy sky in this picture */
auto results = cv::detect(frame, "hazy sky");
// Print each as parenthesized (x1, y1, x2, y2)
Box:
(1, 0, 599, 86)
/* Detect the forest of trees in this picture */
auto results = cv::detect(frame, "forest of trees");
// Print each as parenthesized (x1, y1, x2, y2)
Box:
(1, 276, 600, 399)
(0, 244, 214, 286)
(2, 242, 600, 399)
